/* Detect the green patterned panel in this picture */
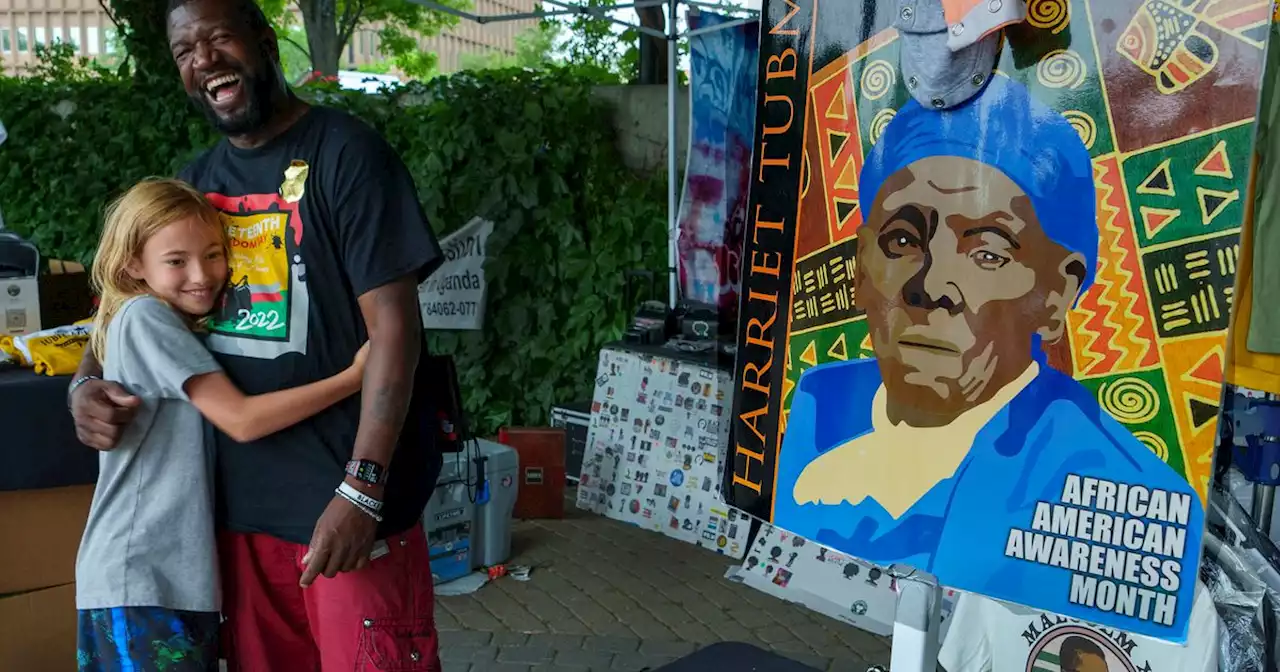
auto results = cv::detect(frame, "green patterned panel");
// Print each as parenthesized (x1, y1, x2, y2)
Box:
(1077, 368, 1185, 477)
(848, 39, 912, 153)
(1123, 122, 1252, 248)
(997, 0, 1118, 159)
(783, 318, 873, 413)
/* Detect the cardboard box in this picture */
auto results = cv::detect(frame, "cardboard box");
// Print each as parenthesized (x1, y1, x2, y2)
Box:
(0, 485, 94, 594)
(0, 583, 77, 672)
(39, 261, 94, 330)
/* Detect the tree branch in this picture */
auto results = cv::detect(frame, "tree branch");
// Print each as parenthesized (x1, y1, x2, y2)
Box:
(280, 34, 312, 58)
(337, 0, 367, 53)
(97, 0, 125, 34)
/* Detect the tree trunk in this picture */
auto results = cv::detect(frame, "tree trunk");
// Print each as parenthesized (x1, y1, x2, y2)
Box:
(103, 0, 175, 83)
(636, 6, 667, 85)
(297, 0, 343, 77)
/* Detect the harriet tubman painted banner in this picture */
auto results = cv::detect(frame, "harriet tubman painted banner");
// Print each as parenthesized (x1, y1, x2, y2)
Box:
(725, 0, 1274, 643)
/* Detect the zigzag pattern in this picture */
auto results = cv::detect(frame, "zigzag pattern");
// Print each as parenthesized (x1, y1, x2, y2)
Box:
(1069, 158, 1160, 376)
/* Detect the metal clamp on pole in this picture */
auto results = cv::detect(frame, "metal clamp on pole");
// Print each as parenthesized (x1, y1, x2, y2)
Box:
(883, 564, 943, 672)
(0, 119, 7, 231)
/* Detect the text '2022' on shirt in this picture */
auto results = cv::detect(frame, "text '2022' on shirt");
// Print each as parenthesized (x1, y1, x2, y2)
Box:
(179, 106, 443, 545)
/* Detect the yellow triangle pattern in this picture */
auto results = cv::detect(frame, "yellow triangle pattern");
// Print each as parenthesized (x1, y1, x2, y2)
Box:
(827, 333, 849, 361)
(834, 159, 858, 191)
(1137, 158, 1176, 197)
(859, 333, 874, 356)
(1197, 186, 1240, 226)
(800, 341, 818, 367)
(1140, 205, 1181, 238)
(1194, 140, 1233, 180)
(826, 82, 848, 120)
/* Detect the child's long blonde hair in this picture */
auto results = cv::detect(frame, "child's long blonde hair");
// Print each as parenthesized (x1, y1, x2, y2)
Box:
(90, 178, 226, 363)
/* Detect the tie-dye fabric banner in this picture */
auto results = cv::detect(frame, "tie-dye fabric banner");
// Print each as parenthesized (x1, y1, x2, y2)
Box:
(676, 11, 760, 317)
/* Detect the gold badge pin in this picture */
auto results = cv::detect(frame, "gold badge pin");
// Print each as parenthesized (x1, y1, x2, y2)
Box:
(280, 160, 309, 203)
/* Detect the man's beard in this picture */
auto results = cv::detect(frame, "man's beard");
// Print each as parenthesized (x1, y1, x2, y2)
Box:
(189, 65, 279, 136)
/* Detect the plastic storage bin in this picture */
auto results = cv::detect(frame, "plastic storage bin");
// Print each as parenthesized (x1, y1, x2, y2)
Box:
(471, 439, 519, 568)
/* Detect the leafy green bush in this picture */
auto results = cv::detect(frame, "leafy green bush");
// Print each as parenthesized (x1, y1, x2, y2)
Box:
(0, 68, 667, 432)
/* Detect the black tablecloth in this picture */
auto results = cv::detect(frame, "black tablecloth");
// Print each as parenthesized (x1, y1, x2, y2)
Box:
(654, 643, 823, 671)
(0, 367, 98, 491)
(605, 339, 735, 371)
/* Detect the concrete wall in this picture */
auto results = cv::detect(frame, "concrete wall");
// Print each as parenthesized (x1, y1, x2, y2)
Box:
(593, 84, 691, 174)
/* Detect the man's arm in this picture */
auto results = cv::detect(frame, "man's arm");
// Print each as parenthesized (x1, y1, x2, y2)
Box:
(349, 276, 422, 488)
(69, 344, 140, 451)
(298, 275, 421, 587)
(298, 124, 440, 588)
(73, 345, 102, 382)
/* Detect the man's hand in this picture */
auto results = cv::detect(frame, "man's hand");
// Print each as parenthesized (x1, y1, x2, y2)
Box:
(297, 276, 420, 588)
(71, 380, 141, 451)
(299, 494, 378, 587)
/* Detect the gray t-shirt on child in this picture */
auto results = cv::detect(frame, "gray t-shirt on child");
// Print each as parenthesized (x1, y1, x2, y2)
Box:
(75, 295, 223, 612)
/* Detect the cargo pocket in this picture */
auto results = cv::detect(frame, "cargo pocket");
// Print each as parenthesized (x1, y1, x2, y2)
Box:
(356, 617, 436, 671)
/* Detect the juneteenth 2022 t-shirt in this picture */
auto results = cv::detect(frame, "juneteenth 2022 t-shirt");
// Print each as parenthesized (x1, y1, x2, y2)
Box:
(179, 106, 443, 545)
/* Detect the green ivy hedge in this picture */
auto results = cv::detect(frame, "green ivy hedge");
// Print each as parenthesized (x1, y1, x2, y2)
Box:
(0, 69, 667, 433)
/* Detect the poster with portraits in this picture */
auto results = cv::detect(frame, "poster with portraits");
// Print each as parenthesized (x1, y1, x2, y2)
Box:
(725, 0, 1275, 643)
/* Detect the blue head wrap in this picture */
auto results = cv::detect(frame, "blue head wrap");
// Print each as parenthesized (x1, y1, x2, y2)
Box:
(858, 76, 1098, 297)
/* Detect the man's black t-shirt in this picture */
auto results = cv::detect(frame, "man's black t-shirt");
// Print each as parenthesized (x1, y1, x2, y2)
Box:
(179, 106, 443, 545)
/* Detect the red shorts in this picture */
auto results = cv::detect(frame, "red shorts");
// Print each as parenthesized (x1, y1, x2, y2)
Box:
(219, 525, 440, 672)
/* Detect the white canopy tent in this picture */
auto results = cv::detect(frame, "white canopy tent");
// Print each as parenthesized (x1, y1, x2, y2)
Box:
(406, 0, 760, 306)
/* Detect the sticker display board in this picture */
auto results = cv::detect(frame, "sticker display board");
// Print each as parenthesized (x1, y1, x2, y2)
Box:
(725, 0, 1273, 643)
(578, 346, 752, 558)
(731, 522, 901, 637)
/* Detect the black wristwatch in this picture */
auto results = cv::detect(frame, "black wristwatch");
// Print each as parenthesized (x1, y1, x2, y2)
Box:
(345, 459, 386, 486)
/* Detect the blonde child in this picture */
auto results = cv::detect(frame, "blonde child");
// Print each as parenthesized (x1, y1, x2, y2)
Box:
(73, 179, 366, 671)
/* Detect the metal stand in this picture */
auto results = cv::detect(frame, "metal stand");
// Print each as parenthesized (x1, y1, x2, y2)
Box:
(666, 0, 680, 308)
(869, 566, 942, 672)
(0, 119, 6, 231)
(1253, 483, 1277, 539)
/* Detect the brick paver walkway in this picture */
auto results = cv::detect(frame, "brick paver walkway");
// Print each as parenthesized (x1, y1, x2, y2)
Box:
(436, 498, 892, 671)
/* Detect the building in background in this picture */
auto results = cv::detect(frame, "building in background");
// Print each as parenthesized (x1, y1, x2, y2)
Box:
(0, 0, 536, 77)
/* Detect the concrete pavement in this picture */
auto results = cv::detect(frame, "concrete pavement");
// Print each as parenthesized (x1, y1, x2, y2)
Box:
(436, 496, 892, 671)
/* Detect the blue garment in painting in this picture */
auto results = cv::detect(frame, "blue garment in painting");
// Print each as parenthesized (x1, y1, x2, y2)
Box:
(773, 358, 1204, 642)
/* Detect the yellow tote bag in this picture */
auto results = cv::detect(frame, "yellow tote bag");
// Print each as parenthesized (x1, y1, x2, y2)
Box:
(9, 321, 93, 376)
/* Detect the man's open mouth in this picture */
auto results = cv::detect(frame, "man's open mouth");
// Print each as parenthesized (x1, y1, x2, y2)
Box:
(203, 73, 243, 105)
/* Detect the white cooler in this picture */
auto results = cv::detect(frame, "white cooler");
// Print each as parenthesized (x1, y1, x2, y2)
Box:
(471, 439, 519, 567)
(422, 439, 519, 582)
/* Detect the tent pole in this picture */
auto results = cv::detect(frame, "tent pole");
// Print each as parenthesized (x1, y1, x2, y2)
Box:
(667, 0, 679, 309)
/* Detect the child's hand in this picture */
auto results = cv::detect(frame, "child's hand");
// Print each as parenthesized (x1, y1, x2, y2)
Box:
(351, 342, 371, 375)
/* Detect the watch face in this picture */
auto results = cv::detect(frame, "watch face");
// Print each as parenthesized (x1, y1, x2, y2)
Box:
(347, 459, 384, 484)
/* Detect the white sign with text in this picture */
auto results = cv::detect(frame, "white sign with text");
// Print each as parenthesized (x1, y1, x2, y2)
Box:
(419, 216, 493, 330)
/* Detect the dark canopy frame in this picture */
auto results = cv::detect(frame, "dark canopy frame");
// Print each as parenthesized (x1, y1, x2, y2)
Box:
(407, 0, 760, 305)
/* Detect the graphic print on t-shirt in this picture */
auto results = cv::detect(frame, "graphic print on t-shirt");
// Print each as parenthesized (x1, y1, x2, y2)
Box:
(204, 191, 310, 359)
(1025, 621, 1141, 672)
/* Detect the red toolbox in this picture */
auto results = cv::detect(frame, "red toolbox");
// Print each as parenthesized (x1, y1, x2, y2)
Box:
(496, 427, 567, 519)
